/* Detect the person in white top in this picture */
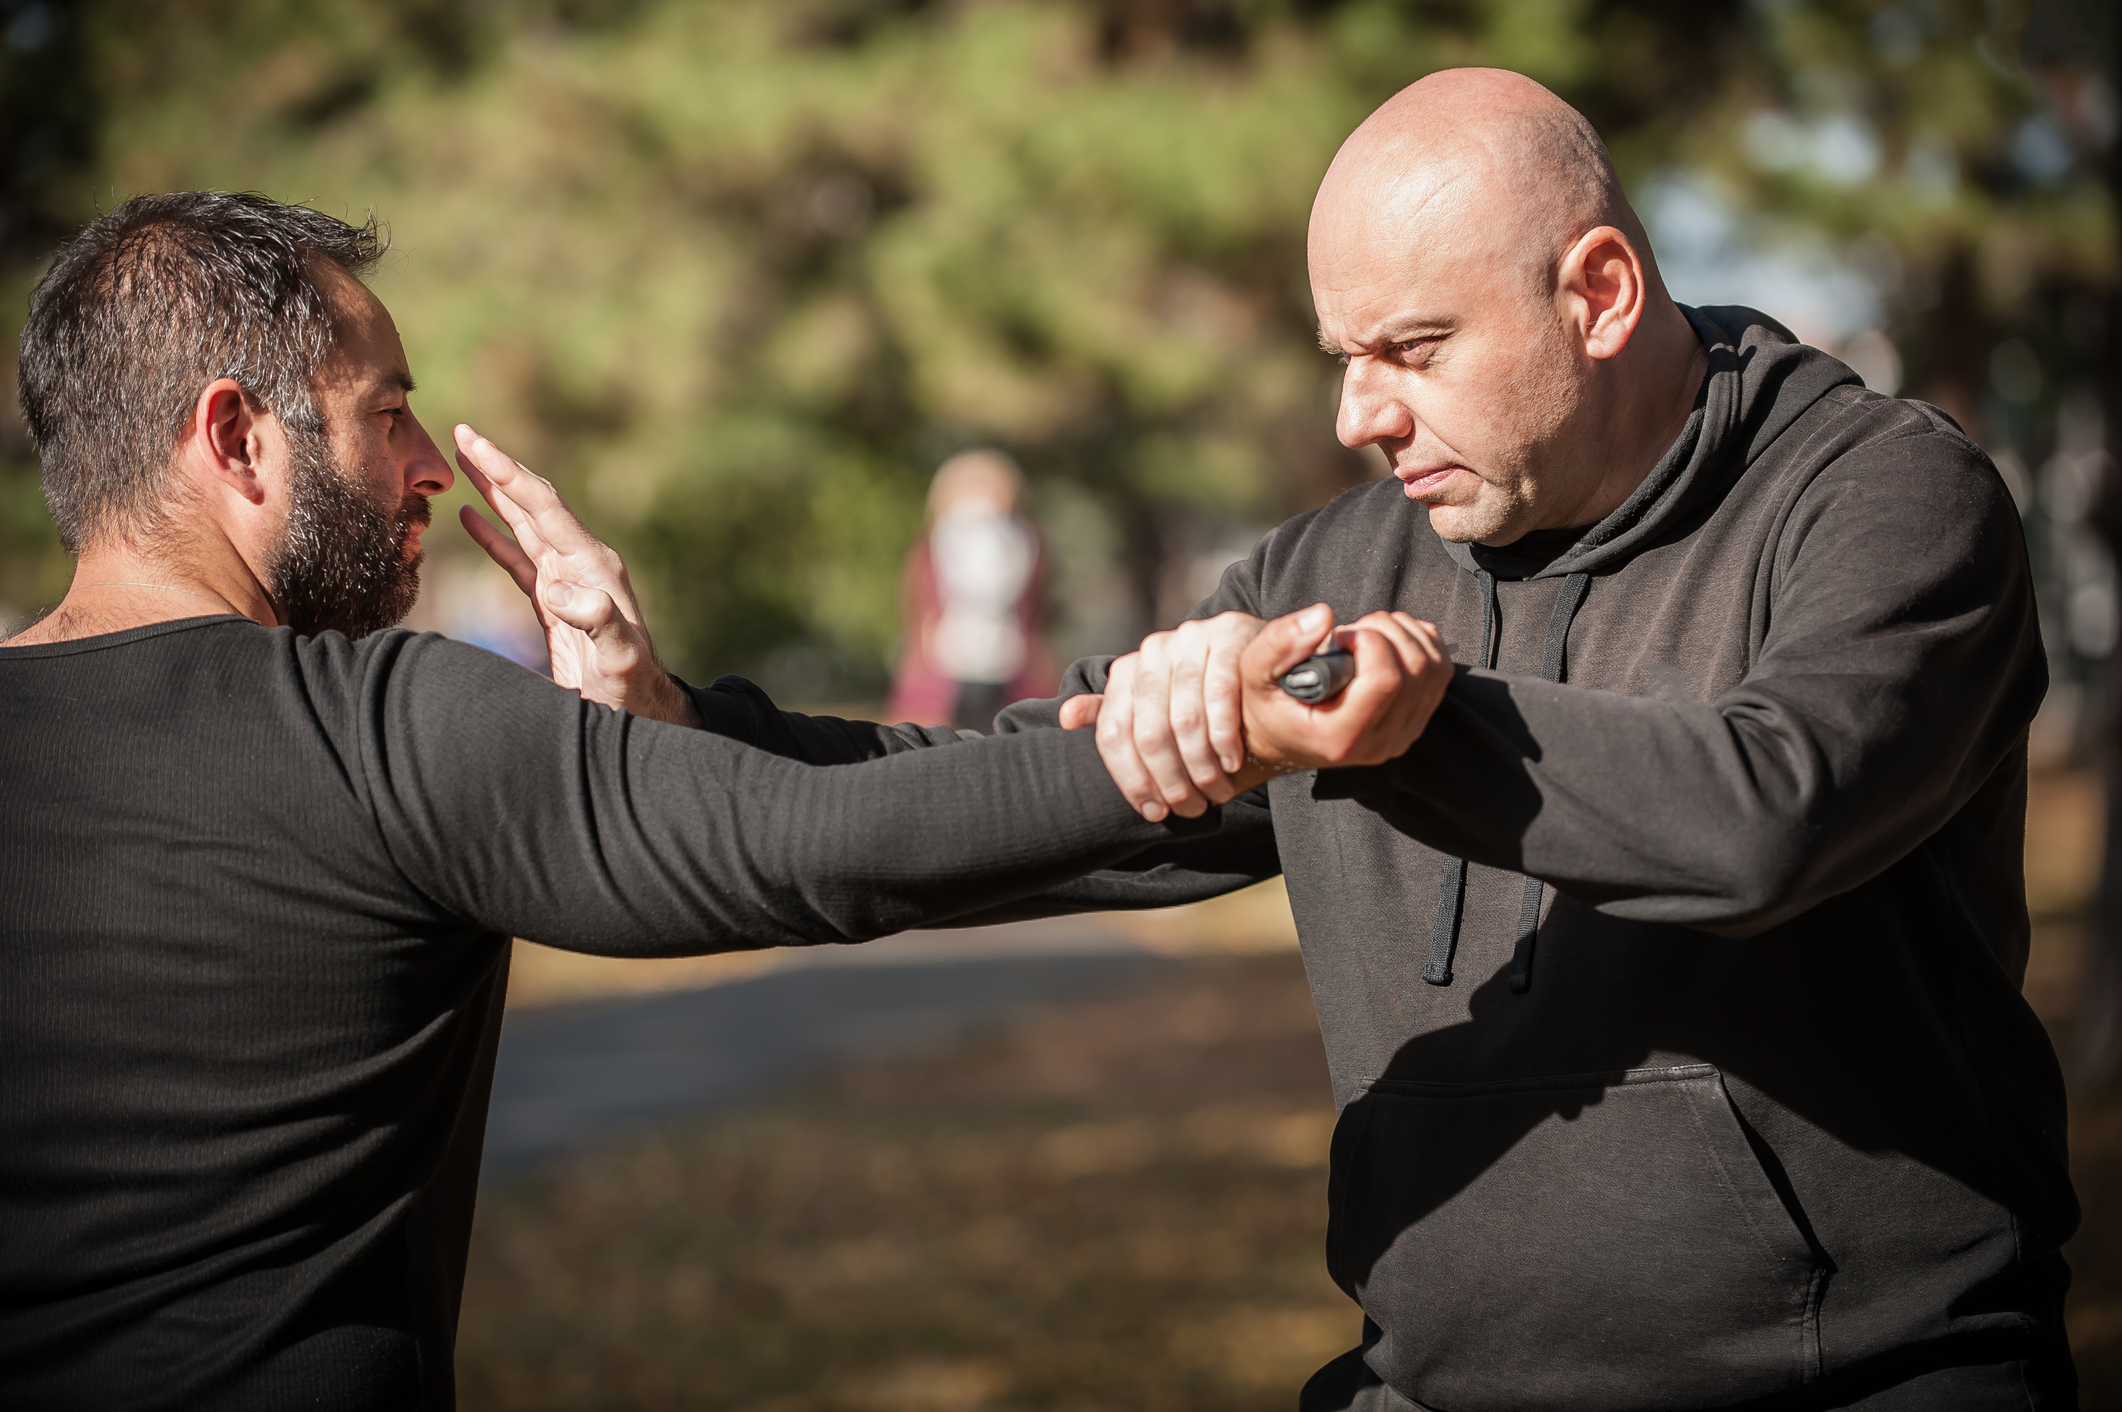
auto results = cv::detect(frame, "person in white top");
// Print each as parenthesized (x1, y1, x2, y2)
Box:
(888, 449, 1054, 730)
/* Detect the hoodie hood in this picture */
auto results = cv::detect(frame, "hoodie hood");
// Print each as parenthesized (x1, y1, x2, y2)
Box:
(1442, 305, 1864, 583)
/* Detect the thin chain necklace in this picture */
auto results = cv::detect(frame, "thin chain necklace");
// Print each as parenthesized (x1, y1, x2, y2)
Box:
(81, 581, 240, 616)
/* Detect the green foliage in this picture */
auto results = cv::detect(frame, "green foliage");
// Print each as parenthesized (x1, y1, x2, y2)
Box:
(0, 0, 2110, 689)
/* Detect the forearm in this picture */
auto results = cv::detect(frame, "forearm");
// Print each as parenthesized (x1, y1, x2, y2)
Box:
(368, 637, 1217, 957)
(1364, 653, 2041, 935)
(680, 673, 970, 763)
(678, 656, 1284, 924)
(939, 786, 1281, 924)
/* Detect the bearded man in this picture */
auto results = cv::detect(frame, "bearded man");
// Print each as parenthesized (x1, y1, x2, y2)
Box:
(549, 69, 2073, 1411)
(0, 192, 1443, 1408)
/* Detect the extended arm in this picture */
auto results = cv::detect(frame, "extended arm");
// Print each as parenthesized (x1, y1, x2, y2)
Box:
(346, 632, 1218, 957)
(686, 657, 1285, 916)
(451, 428, 1283, 911)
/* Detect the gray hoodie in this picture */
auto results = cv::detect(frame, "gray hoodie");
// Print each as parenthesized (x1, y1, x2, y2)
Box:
(689, 307, 2071, 1410)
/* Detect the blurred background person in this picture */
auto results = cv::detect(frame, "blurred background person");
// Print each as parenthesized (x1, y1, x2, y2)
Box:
(888, 448, 1055, 731)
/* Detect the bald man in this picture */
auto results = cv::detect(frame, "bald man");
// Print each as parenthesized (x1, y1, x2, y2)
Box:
(545, 69, 2068, 1412)
(1061, 69, 2071, 1411)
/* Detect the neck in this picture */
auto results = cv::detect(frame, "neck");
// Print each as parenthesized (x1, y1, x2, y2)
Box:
(1530, 298, 1708, 536)
(4, 540, 278, 647)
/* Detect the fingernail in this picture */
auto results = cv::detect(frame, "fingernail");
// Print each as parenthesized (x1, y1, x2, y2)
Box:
(1302, 605, 1331, 629)
(546, 583, 576, 608)
(1142, 801, 1167, 822)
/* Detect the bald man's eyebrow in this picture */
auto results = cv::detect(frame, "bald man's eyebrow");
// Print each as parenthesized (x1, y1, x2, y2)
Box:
(1318, 318, 1457, 355)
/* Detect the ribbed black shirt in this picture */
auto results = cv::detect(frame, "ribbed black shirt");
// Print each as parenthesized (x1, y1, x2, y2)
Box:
(0, 617, 1207, 1409)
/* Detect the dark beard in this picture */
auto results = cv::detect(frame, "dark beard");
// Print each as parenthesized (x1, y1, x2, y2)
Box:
(266, 431, 429, 640)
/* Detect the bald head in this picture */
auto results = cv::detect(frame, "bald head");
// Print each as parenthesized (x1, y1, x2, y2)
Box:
(1309, 69, 1704, 547)
(1316, 70, 1653, 291)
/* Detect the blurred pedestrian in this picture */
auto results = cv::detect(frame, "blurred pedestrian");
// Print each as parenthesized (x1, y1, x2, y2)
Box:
(887, 449, 1054, 731)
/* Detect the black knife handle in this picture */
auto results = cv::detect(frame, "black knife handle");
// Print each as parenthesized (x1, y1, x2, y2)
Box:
(1279, 645, 1356, 704)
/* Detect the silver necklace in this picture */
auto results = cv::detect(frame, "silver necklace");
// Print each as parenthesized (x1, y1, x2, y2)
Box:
(80, 581, 240, 615)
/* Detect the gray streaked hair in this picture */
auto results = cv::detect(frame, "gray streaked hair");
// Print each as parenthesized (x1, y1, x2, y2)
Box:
(18, 191, 386, 552)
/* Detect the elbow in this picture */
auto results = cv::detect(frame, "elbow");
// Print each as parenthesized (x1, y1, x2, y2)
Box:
(1680, 823, 1821, 938)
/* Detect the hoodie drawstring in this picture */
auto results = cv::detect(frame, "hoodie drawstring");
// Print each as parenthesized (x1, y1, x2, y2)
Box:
(1425, 569, 1589, 993)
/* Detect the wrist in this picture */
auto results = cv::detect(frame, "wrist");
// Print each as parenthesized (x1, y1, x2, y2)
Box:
(659, 674, 704, 729)
(1230, 753, 1297, 793)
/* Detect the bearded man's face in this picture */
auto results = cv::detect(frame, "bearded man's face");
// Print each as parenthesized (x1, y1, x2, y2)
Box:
(265, 427, 429, 640)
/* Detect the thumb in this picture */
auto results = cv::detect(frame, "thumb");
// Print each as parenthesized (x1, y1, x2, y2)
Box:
(1242, 603, 1336, 683)
(544, 580, 623, 636)
(1059, 694, 1104, 730)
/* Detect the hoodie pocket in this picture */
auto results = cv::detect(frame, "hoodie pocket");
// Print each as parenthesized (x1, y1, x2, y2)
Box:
(1329, 1063, 1817, 1412)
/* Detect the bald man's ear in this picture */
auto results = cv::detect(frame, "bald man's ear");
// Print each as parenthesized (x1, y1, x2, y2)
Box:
(183, 377, 271, 508)
(1559, 225, 1647, 362)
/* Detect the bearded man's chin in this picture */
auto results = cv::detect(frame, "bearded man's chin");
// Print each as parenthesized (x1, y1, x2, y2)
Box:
(278, 557, 424, 641)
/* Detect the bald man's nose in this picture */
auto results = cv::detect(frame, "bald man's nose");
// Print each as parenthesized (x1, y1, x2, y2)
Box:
(1335, 357, 1414, 449)
(403, 413, 455, 498)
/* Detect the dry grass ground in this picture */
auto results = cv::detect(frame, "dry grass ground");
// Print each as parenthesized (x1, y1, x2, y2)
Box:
(458, 773, 2122, 1410)
(457, 950, 1353, 1411)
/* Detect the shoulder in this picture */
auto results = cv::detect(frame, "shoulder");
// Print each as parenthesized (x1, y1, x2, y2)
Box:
(1785, 386, 2011, 513)
(288, 627, 565, 729)
(1765, 389, 2027, 592)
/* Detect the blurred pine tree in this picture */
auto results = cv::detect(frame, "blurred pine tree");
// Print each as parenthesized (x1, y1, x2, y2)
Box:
(0, 0, 2111, 707)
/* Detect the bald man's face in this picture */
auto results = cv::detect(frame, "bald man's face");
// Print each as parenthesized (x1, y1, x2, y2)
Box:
(1311, 170, 1593, 545)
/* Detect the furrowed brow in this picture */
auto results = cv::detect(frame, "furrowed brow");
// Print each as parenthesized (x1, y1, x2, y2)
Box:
(1325, 316, 1456, 356)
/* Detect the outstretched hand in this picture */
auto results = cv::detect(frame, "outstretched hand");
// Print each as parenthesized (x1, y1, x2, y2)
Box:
(1063, 603, 1451, 820)
(453, 425, 701, 727)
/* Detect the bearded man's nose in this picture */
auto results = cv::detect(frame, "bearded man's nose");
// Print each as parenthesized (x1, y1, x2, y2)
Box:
(404, 420, 455, 498)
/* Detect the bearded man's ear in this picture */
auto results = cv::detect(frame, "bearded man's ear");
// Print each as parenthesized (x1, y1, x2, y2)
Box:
(186, 377, 269, 508)
(1563, 225, 1648, 362)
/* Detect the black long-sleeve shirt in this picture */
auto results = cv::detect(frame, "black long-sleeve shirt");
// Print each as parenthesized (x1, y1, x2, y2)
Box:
(0, 617, 1210, 1410)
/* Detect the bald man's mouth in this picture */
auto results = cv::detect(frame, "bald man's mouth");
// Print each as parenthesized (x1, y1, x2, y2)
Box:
(1395, 463, 1466, 499)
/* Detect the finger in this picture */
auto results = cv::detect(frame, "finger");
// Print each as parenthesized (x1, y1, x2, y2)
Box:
(1058, 694, 1103, 730)
(1094, 656, 1167, 821)
(1239, 603, 1336, 686)
(454, 423, 528, 489)
(543, 580, 626, 638)
(1203, 635, 1247, 774)
(1165, 637, 1227, 794)
(1383, 612, 1447, 668)
(454, 427, 568, 555)
(459, 505, 540, 601)
(1346, 610, 1428, 676)
(1128, 641, 1211, 817)
(456, 425, 621, 585)
(456, 441, 541, 550)
(1324, 625, 1418, 764)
